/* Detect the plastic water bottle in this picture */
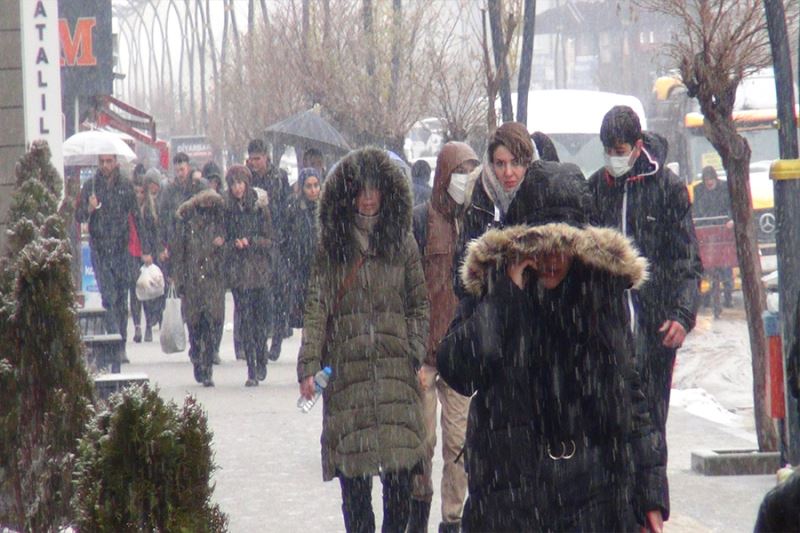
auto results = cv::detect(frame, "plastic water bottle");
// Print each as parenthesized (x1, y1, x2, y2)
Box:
(297, 366, 332, 413)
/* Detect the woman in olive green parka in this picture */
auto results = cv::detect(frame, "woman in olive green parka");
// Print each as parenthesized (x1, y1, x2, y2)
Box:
(297, 147, 429, 532)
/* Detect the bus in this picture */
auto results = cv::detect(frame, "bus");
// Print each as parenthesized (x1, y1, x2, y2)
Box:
(524, 89, 648, 176)
(649, 70, 793, 250)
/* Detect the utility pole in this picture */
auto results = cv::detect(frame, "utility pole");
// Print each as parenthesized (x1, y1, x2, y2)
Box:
(764, 0, 800, 464)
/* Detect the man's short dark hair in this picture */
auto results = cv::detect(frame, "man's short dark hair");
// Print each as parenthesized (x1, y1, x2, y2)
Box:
(248, 139, 267, 155)
(600, 105, 642, 148)
(173, 152, 190, 165)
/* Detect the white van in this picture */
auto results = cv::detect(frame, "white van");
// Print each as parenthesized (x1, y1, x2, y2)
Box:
(523, 90, 648, 176)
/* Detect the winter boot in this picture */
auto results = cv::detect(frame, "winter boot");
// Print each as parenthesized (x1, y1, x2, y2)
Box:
(724, 291, 734, 308)
(257, 359, 268, 381)
(245, 362, 259, 387)
(144, 325, 153, 342)
(268, 337, 282, 361)
(406, 499, 431, 533)
(439, 521, 460, 533)
(133, 326, 142, 343)
(193, 362, 204, 384)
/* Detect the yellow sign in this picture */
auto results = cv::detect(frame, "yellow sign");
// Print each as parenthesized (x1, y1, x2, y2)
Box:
(700, 151, 723, 172)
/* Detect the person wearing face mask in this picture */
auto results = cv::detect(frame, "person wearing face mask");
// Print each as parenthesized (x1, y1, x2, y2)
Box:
(454, 122, 538, 298)
(407, 142, 479, 533)
(587, 106, 702, 518)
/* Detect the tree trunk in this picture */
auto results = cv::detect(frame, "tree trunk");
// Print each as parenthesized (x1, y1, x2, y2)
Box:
(488, 0, 513, 122)
(388, 0, 402, 112)
(481, 8, 498, 133)
(363, 0, 375, 77)
(711, 125, 777, 451)
(516, 0, 536, 125)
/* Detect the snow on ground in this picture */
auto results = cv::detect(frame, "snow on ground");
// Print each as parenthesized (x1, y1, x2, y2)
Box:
(673, 294, 756, 432)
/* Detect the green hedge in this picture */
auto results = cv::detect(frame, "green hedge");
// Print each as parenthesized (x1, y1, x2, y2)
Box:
(73, 385, 227, 532)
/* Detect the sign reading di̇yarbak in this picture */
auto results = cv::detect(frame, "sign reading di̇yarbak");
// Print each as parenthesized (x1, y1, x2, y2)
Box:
(20, 0, 64, 174)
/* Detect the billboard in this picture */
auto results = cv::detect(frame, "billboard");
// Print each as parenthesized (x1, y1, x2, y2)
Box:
(59, 0, 113, 97)
(20, 0, 64, 173)
(171, 135, 214, 167)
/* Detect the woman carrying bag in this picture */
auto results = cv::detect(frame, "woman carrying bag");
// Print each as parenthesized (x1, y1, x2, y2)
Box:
(297, 148, 429, 532)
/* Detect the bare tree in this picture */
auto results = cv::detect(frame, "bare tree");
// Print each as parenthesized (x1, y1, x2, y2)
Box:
(516, 0, 536, 125)
(488, 0, 514, 122)
(426, 13, 486, 142)
(480, 5, 516, 132)
(636, 0, 777, 449)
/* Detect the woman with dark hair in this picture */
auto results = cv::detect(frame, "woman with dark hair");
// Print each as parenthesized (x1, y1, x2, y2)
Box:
(224, 164, 273, 386)
(298, 147, 429, 532)
(438, 162, 667, 532)
(285, 167, 322, 328)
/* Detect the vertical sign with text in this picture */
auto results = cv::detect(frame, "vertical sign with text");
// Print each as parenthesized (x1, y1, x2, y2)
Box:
(20, 0, 64, 174)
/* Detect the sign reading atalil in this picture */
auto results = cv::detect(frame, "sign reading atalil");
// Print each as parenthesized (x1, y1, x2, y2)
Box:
(20, 0, 64, 174)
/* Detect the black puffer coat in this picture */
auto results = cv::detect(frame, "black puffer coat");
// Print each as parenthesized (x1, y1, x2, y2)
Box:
(438, 221, 667, 531)
(285, 196, 318, 327)
(587, 132, 702, 332)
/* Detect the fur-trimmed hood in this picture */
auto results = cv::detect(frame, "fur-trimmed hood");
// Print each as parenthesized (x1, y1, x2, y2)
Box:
(319, 147, 413, 263)
(460, 223, 649, 296)
(176, 188, 224, 219)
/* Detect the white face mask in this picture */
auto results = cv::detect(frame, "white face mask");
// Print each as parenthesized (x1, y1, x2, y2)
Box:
(604, 153, 634, 178)
(447, 173, 469, 204)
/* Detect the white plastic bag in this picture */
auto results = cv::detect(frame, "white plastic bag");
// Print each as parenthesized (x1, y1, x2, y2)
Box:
(135, 264, 165, 301)
(160, 284, 186, 353)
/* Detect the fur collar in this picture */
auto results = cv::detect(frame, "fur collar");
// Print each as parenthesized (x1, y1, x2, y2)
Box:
(176, 189, 224, 219)
(319, 147, 412, 263)
(461, 223, 649, 296)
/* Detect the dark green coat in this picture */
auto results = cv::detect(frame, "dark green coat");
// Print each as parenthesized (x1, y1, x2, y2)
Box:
(224, 186, 272, 289)
(298, 148, 429, 481)
(171, 190, 226, 326)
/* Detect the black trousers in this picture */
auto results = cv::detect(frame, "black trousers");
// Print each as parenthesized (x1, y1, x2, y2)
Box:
(231, 287, 269, 377)
(339, 470, 412, 533)
(92, 250, 130, 341)
(187, 312, 223, 380)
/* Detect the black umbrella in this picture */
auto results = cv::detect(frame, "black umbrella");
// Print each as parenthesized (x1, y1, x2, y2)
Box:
(264, 106, 351, 155)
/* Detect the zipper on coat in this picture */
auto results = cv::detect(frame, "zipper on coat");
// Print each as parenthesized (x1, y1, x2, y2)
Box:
(363, 258, 383, 474)
(621, 182, 636, 334)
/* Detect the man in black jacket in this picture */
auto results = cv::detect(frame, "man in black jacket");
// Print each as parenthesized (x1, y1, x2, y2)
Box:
(587, 106, 702, 506)
(246, 139, 292, 361)
(77, 154, 149, 343)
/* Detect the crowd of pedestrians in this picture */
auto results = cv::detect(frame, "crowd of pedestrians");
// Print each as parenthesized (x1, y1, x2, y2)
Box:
(78, 105, 703, 532)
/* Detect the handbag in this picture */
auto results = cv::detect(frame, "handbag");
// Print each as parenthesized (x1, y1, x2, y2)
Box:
(160, 283, 187, 354)
(321, 255, 366, 362)
(136, 263, 165, 301)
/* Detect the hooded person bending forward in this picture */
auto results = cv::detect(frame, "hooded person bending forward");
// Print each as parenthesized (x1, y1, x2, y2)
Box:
(297, 148, 429, 532)
(437, 163, 668, 532)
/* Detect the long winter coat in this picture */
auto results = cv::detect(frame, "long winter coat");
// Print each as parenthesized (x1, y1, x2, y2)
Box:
(285, 196, 318, 327)
(297, 147, 429, 482)
(587, 132, 702, 334)
(438, 223, 668, 531)
(224, 186, 272, 290)
(171, 190, 226, 326)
